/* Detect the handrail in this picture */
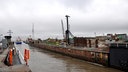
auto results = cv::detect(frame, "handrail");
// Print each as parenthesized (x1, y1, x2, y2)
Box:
(15, 48, 26, 64)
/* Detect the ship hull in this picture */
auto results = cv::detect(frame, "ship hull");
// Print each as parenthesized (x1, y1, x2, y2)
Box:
(16, 42, 22, 44)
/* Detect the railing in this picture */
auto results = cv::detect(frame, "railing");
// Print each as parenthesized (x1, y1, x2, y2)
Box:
(15, 47, 26, 64)
(109, 43, 128, 48)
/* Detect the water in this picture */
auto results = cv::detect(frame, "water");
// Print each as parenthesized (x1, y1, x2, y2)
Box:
(15, 43, 122, 72)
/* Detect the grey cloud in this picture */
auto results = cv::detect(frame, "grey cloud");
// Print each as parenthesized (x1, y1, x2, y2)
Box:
(0, 0, 128, 39)
(57, 0, 92, 9)
(71, 22, 128, 33)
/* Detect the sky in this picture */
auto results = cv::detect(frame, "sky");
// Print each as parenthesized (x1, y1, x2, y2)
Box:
(0, 0, 128, 40)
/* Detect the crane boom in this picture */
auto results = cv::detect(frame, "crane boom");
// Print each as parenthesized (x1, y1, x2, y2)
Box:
(61, 19, 65, 39)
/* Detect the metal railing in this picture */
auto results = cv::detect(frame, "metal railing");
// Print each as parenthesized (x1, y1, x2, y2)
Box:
(15, 48, 26, 64)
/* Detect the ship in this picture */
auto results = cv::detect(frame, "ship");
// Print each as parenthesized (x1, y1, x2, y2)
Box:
(16, 37, 22, 44)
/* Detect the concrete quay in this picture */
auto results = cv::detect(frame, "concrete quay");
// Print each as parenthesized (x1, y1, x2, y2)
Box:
(0, 47, 31, 72)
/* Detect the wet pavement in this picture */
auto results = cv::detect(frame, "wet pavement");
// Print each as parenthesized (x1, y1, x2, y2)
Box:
(13, 53, 21, 65)
(15, 43, 123, 72)
(0, 46, 31, 72)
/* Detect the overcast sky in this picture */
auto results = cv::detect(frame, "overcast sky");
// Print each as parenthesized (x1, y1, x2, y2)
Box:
(0, 0, 128, 40)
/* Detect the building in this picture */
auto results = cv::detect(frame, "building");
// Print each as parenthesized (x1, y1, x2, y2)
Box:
(115, 34, 127, 41)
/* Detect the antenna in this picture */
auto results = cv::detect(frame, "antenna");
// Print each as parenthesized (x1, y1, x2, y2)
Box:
(61, 19, 65, 39)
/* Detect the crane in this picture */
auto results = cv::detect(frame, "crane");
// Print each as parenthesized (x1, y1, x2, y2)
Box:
(61, 19, 65, 39)
(65, 15, 74, 45)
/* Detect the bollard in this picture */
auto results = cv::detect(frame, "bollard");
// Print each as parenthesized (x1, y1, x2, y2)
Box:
(9, 49, 13, 66)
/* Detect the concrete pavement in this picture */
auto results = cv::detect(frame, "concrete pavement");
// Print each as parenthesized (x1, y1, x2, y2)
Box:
(0, 47, 31, 72)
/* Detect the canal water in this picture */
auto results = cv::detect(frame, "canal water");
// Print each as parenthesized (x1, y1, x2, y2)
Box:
(15, 43, 122, 72)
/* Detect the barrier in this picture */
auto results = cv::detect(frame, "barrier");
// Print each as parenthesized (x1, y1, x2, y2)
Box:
(17, 49, 26, 64)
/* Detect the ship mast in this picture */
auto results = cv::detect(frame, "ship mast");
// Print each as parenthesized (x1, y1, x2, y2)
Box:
(7, 30, 13, 36)
(32, 23, 34, 39)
